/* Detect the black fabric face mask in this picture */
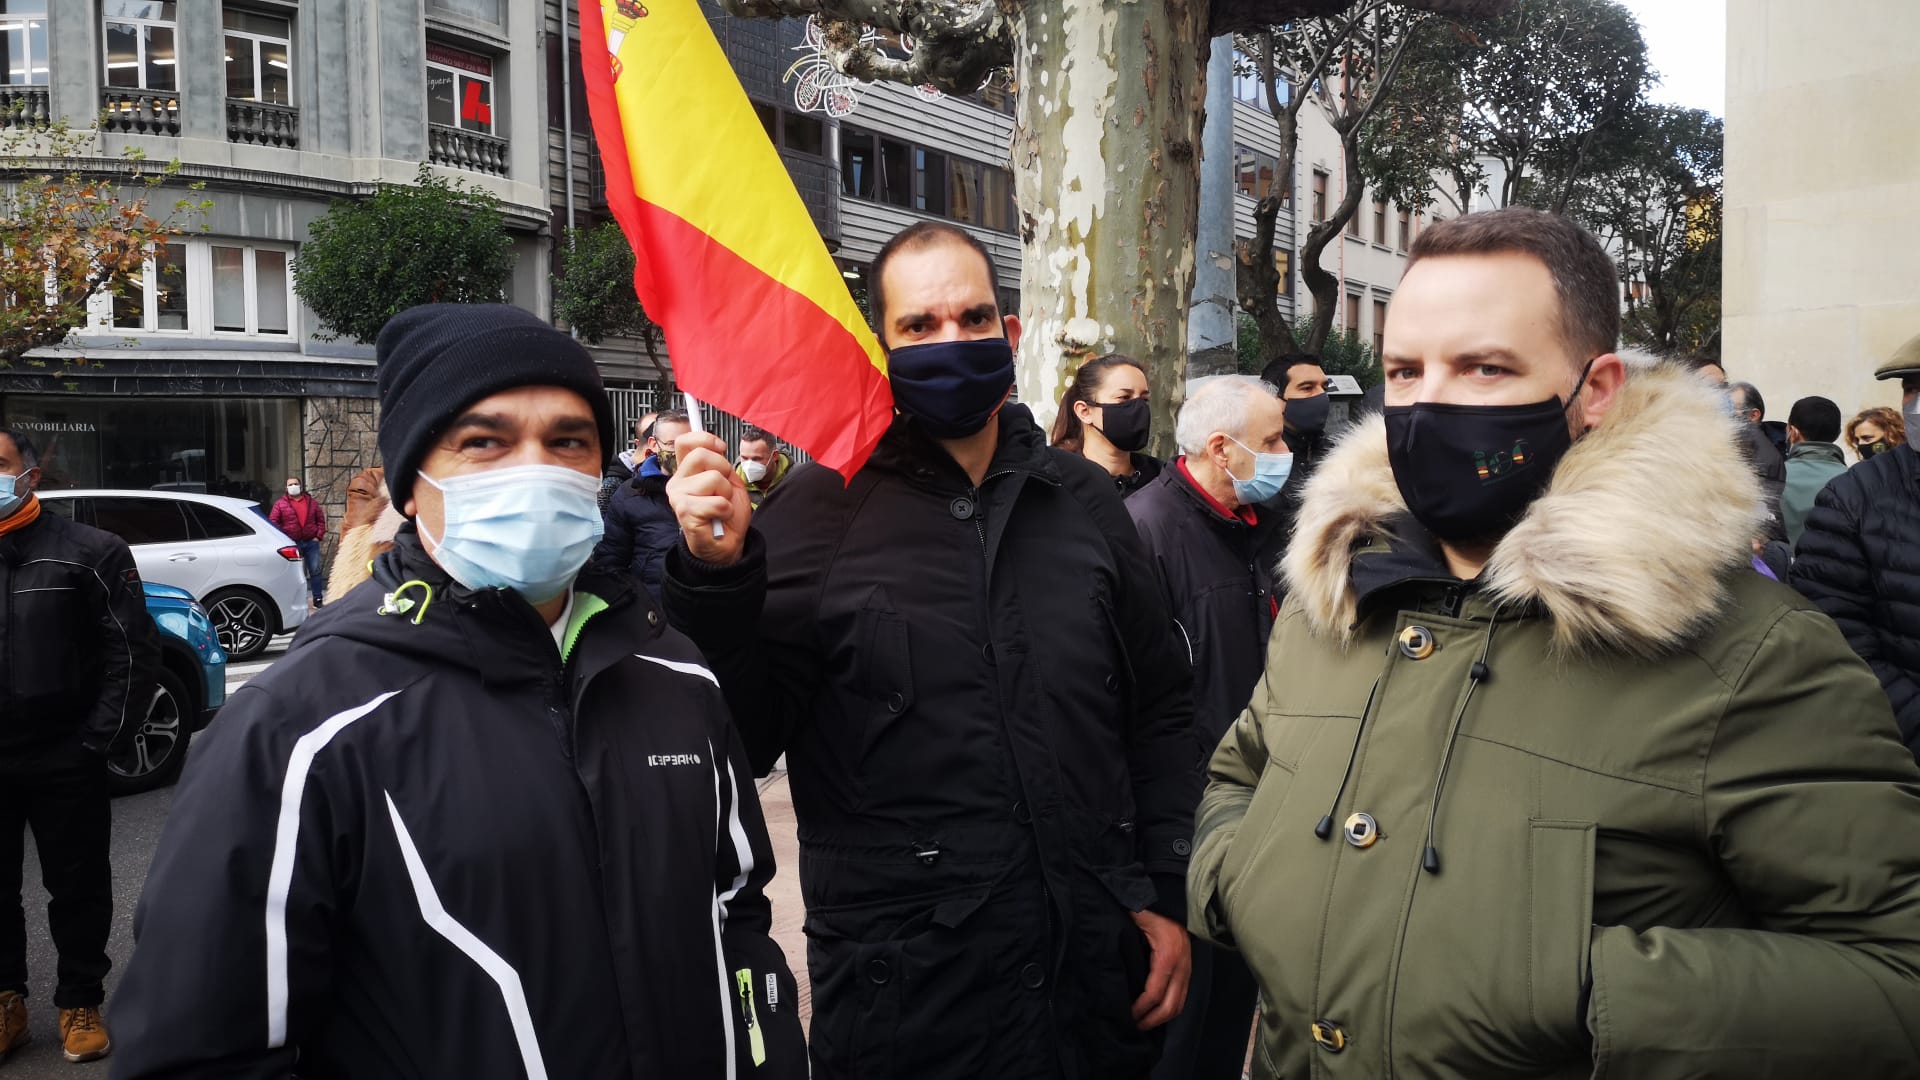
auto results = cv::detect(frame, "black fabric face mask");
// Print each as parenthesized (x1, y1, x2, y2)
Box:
(1093, 398, 1152, 453)
(1285, 392, 1332, 435)
(1384, 364, 1593, 544)
(887, 337, 1016, 440)
(1861, 439, 1894, 459)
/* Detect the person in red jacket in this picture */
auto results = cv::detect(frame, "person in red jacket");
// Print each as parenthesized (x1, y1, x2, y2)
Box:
(269, 477, 327, 607)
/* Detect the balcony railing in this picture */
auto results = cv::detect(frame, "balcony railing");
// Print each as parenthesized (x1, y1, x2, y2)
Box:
(0, 85, 50, 130)
(428, 123, 508, 176)
(101, 87, 180, 136)
(227, 99, 299, 149)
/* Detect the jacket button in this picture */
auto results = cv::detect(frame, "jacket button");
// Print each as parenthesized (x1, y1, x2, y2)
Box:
(1172, 838, 1192, 856)
(1343, 812, 1380, 849)
(1013, 801, 1032, 825)
(949, 496, 975, 519)
(646, 610, 660, 627)
(1397, 625, 1435, 660)
(886, 692, 906, 713)
(1310, 1019, 1348, 1053)
(1020, 962, 1046, 989)
(867, 959, 891, 984)
(1104, 673, 1120, 693)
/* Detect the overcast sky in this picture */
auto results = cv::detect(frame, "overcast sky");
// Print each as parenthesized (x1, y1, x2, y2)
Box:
(1619, 0, 1726, 116)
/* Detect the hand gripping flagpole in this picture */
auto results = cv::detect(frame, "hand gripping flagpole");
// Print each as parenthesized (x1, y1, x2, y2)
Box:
(682, 391, 725, 539)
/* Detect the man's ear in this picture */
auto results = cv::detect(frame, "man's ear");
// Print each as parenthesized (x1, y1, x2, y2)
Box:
(1003, 314, 1023, 353)
(22, 467, 40, 493)
(1574, 353, 1627, 432)
(1786, 424, 1804, 446)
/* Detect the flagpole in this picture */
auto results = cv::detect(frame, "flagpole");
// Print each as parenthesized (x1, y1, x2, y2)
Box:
(682, 391, 726, 538)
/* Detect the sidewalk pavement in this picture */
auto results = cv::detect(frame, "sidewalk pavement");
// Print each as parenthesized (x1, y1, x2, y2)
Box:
(755, 769, 812, 1033)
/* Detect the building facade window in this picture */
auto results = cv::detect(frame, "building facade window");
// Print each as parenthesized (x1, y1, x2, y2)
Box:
(1, 1, 49, 86)
(427, 43, 493, 134)
(1373, 199, 1388, 245)
(1234, 145, 1286, 203)
(754, 102, 826, 158)
(1274, 250, 1293, 298)
(1397, 207, 1411, 252)
(93, 239, 294, 338)
(427, 0, 502, 22)
(841, 127, 1016, 234)
(1372, 297, 1387, 356)
(104, 1, 178, 92)
(1345, 293, 1361, 339)
(1311, 170, 1328, 223)
(223, 8, 291, 105)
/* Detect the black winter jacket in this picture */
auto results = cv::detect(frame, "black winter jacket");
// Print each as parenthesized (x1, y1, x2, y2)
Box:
(0, 504, 157, 753)
(665, 405, 1199, 1080)
(1792, 446, 1920, 758)
(112, 532, 804, 1080)
(593, 463, 678, 606)
(1745, 421, 1790, 543)
(1126, 464, 1285, 746)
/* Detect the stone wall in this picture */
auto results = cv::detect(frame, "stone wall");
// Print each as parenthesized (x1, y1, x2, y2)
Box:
(302, 396, 381, 572)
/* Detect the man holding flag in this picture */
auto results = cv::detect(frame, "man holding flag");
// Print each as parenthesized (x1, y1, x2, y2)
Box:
(663, 222, 1199, 1080)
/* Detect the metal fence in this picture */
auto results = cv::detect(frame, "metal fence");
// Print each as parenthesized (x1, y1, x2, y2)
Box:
(605, 388, 812, 465)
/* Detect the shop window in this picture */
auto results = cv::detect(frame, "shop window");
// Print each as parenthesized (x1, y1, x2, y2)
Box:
(1, 1, 49, 86)
(104, 0, 177, 92)
(427, 43, 493, 134)
(223, 7, 291, 105)
(0, 395, 302, 507)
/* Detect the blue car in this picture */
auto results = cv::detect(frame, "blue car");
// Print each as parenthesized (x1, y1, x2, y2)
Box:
(110, 583, 229, 795)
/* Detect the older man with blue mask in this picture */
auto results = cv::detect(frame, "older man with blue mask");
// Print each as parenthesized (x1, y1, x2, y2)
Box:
(1125, 375, 1290, 1080)
(113, 304, 804, 1080)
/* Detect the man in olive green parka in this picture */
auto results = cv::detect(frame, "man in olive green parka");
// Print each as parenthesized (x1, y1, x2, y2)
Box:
(1190, 209, 1920, 1079)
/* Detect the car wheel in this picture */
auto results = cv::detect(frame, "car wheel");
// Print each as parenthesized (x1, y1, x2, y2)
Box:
(206, 587, 276, 660)
(109, 666, 191, 796)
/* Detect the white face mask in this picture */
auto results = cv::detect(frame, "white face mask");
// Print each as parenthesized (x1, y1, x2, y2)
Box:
(287, 484, 302, 496)
(416, 464, 605, 604)
(741, 459, 768, 484)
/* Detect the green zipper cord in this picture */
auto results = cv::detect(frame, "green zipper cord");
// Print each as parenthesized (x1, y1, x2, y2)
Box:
(377, 579, 435, 625)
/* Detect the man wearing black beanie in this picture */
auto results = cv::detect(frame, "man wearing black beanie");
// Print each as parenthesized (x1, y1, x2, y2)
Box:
(113, 303, 804, 1080)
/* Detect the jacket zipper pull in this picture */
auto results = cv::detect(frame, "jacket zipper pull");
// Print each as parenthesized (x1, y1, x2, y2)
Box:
(735, 967, 766, 1065)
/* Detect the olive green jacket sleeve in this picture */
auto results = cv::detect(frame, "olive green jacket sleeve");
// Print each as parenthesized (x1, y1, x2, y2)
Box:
(1187, 671, 1273, 949)
(1588, 608, 1920, 1078)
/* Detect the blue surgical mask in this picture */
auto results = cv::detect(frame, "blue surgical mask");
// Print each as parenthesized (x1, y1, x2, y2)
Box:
(1227, 437, 1294, 505)
(416, 464, 604, 604)
(0, 473, 23, 518)
(887, 337, 1016, 439)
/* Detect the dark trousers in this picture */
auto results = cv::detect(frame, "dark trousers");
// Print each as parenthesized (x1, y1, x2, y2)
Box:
(1151, 939, 1260, 1080)
(0, 738, 113, 1008)
(297, 538, 325, 603)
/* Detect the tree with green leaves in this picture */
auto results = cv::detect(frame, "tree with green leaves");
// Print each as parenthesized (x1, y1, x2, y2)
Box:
(553, 221, 664, 366)
(1234, 3, 1477, 361)
(293, 165, 515, 343)
(1453, 0, 1651, 211)
(1237, 312, 1380, 387)
(1555, 105, 1723, 359)
(0, 117, 208, 364)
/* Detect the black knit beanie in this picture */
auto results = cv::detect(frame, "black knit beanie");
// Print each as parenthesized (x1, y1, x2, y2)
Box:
(376, 303, 616, 513)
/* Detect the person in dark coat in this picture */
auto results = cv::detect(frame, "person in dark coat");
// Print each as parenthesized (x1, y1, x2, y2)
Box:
(0, 427, 158, 1066)
(593, 409, 691, 607)
(1127, 377, 1290, 1080)
(1051, 353, 1163, 497)
(1781, 395, 1849, 546)
(1792, 332, 1920, 760)
(111, 304, 803, 1080)
(596, 412, 648, 515)
(1258, 353, 1336, 554)
(663, 222, 1199, 1080)
(1730, 380, 1790, 542)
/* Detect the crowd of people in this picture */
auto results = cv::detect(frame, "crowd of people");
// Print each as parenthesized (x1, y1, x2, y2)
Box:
(2, 207, 1918, 1079)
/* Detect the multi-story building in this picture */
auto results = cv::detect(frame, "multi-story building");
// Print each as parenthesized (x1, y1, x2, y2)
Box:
(3, 0, 552, 523)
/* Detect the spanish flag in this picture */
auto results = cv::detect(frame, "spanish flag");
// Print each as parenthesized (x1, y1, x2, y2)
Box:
(580, 0, 892, 479)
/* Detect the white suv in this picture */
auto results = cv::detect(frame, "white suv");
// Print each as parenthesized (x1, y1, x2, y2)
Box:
(40, 489, 310, 659)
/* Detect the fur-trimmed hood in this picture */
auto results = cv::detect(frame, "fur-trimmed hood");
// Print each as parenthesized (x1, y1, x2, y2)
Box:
(1283, 359, 1765, 658)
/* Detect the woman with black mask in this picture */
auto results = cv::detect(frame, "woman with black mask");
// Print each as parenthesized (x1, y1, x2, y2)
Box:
(1051, 353, 1162, 496)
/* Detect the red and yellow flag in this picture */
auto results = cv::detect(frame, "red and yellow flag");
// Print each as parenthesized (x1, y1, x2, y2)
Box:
(580, 0, 892, 479)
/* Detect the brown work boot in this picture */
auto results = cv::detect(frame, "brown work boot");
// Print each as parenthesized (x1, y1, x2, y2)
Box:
(0, 991, 28, 1059)
(58, 1006, 110, 1063)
